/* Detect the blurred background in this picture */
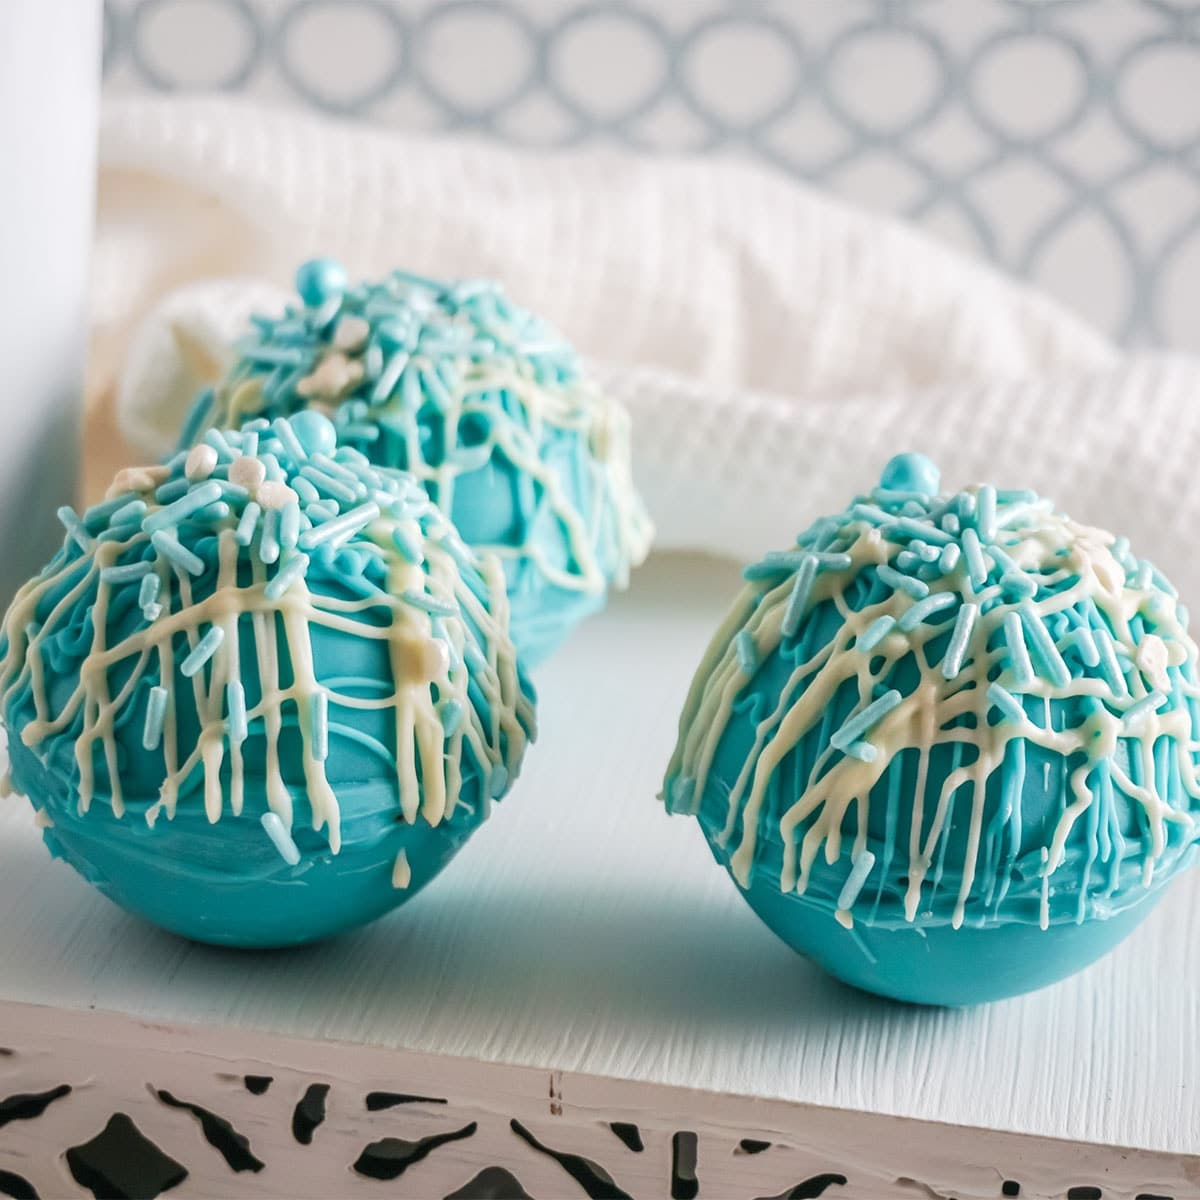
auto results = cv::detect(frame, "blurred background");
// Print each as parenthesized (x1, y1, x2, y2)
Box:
(100, 0, 1200, 351)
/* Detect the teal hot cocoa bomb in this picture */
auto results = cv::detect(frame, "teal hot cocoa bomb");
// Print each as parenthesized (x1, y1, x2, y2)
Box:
(179, 260, 653, 665)
(663, 453, 1200, 1005)
(0, 414, 536, 948)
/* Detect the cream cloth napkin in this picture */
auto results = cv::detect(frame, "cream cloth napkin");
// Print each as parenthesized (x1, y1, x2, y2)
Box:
(96, 97, 1200, 600)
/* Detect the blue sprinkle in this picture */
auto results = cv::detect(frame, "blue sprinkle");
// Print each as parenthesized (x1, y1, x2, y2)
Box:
(341, 422, 381, 442)
(180, 625, 225, 677)
(895, 550, 920, 572)
(987, 682, 1026, 724)
(305, 500, 338, 523)
(391, 525, 425, 564)
(226, 681, 247, 745)
(898, 591, 957, 632)
(310, 691, 329, 761)
(782, 555, 818, 638)
(844, 741, 878, 763)
(300, 465, 358, 505)
(837, 849, 877, 911)
(1000, 571, 1038, 601)
(271, 416, 307, 463)
(1019, 601, 1071, 688)
(138, 572, 161, 614)
(831, 689, 903, 751)
(154, 479, 189, 506)
(310, 453, 364, 491)
(202, 427, 235, 461)
(941, 512, 960, 535)
(1136, 560, 1153, 590)
(142, 685, 169, 750)
(264, 553, 311, 601)
(1123, 690, 1167, 731)
(961, 528, 989, 590)
(401, 589, 457, 618)
(941, 602, 979, 679)
(100, 561, 152, 585)
(299, 502, 379, 550)
(976, 484, 997, 542)
(735, 629, 759, 675)
(151, 530, 205, 576)
(109, 499, 148, 526)
(884, 517, 952, 546)
(858, 615, 896, 653)
(1004, 611, 1035, 689)
(373, 349, 410, 403)
(1069, 625, 1100, 668)
(235, 502, 261, 547)
(292, 476, 320, 504)
(849, 503, 890, 525)
(876, 564, 929, 600)
(143, 481, 223, 534)
(259, 452, 284, 482)
(238, 343, 308, 368)
(938, 543, 961, 574)
(259, 508, 281, 565)
(261, 811, 301, 867)
(488, 764, 510, 798)
(997, 488, 1038, 504)
(439, 698, 465, 738)
(57, 506, 90, 551)
(419, 364, 454, 408)
(279, 501, 301, 551)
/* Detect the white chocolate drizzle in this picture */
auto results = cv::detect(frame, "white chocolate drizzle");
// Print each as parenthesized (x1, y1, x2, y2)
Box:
(0, 416, 536, 861)
(664, 459, 1200, 931)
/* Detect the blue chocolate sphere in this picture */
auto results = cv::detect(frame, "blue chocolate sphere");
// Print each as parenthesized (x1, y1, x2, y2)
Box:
(1, 415, 536, 947)
(179, 261, 652, 665)
(663, 455, 1200, 1005)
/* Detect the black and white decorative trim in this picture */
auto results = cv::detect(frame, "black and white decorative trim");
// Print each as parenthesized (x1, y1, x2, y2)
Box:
(0, 1002, 1189, 1199)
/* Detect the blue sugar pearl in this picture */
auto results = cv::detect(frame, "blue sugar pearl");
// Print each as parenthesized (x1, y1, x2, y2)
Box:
(879, 452, 940, 496)
(295, 258, 348, 308)
(290, 410, 338, 457)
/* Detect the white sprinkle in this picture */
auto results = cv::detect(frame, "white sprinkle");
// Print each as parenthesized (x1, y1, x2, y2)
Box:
(334, 315, 371, 351)
(257, 480, 300, 511)
(33, 809, 54, 830)
(184, 443, 219, 482)
(229, 456, 268, 491)
(392, 848, 412, 889)
(261, 811, 301, 867)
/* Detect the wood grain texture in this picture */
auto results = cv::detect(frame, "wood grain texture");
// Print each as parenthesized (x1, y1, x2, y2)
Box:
(1, 553, 1196, 1156)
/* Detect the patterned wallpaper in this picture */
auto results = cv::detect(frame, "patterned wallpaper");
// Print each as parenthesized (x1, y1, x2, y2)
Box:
(101, 0, 1200, 350)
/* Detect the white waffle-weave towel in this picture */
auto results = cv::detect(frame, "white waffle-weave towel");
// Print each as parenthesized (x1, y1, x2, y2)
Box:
(98, 98, 1200, 599)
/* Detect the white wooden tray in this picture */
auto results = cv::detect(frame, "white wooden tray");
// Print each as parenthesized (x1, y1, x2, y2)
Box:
(0, 553, 1196, 1200)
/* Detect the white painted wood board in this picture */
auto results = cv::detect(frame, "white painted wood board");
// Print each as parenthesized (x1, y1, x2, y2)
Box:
(0, 553, 1196, 1157)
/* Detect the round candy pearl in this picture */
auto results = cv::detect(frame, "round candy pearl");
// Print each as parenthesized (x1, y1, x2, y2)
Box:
(880, 452, 940, 496)
(289, 410, 338, 457)
(295, 258, 348, 308)
(184, 444, 218, 482)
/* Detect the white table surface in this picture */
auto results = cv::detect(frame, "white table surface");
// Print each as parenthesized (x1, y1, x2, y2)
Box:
(1, 552, 1196, 1158)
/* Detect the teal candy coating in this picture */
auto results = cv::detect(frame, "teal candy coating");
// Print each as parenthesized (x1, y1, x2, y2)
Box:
(663, 457, 1200, 1005)
(1, 415, 536, 948)
(180, 261, 652, 666)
